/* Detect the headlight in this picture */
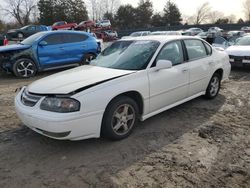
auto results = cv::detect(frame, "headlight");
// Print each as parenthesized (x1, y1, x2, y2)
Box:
(40, 97, 80, 113)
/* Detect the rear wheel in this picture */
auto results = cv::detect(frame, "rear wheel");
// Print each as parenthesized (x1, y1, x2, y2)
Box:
(205, 73, 221, 99)
(80, 53, 96, 65)
(13, 58, 37, 78)
(101, 96, 139, 140)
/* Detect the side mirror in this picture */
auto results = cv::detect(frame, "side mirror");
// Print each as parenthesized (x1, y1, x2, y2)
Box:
(39, 41, 48, 46)
(156, 60, 172, 70)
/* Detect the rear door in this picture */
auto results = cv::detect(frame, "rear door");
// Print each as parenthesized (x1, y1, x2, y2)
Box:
(37, 34, 67, 68)
(61, 33, 89, 63)
(183, 39, 213, 97)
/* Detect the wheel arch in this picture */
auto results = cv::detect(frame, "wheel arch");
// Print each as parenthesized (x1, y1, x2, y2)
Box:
(13, 55, 37, 68)
(213, 68, 223, 79)
(105, 90, 144, 116)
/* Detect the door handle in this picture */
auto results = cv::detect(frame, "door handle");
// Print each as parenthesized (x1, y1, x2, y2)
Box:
(182, 68, 188, 73)
(82, 45, 87, 48)
(59, 47, 65, 50)
(208, 61, 214, 66)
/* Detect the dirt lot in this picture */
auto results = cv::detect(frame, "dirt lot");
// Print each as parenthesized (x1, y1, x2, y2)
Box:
(0, 68, 249, 188)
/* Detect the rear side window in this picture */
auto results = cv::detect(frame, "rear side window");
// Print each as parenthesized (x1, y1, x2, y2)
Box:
(184, 40, 208, 61)
(43, 34, 63, 45)
(62, 34, 88, 43)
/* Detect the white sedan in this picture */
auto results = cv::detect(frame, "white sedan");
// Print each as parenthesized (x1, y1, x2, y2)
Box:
(15, 36, 231, 141)
(226, 35, 250, 65)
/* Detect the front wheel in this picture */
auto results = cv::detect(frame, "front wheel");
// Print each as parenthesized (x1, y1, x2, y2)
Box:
(13, 58, 37, 78)
(101, 96, 139, 140)
(204, 73, 221, 99)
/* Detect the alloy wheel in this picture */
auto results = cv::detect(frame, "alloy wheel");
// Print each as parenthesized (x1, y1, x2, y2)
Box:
(209, 76, 219, 97)
(111, 104, 136, 136)
(16, 60, 36, 77)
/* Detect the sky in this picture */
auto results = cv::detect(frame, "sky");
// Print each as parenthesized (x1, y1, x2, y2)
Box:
(121, 0, 246, 20)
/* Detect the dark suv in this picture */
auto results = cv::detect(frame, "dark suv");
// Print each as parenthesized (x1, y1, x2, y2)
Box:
(7, 25, 48, 39)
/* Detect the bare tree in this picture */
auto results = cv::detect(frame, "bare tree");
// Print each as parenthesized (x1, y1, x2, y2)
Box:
(226, 14, 236, 23)
(208, 11, 224, 24)
(194, 2, 211, 24)
(88, 0, 120, 20)
(1, 0, 36, 26)
(243, 0, 250, 21)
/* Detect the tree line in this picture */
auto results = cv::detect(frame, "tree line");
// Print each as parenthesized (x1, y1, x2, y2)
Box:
(0, 0, 250, 31)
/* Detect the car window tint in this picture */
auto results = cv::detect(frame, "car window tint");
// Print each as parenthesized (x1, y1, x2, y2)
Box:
(156, 41, 184, 66)
(214, 37, 227, 44)
(43, 34, 63, 45)
(62, 34, 88, 43)
(184, 40, 207, 61)
(27, 26, 36, 31)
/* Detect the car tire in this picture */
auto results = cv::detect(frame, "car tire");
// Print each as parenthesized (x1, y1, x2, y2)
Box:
(13, 58, 37, 78)
(17, 32, 24, 39)
(80, 53, 96, 65)
(204, 73, 221, 99)
(101, 96, 139, 141)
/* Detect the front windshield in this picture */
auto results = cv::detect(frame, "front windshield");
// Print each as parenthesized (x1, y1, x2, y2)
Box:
(91, 40, 160, 70)
(21, 32, 45, 45)
(52, 22, 61, 26)
(20, 26, 29, 30)
(236, 37, 250, 46)
(130, 32, 141, 37)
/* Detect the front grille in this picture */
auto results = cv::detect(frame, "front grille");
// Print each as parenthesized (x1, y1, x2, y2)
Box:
(229, 55, 242, 60)
(21, 89, 43, 107)
(229, 55, 250, 60)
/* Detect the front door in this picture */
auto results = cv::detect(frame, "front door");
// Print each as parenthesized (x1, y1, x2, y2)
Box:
(37, 34, 67, 68)
(148, 41, 189, 112)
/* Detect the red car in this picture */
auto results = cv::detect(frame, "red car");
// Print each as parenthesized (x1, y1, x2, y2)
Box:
(75, 20, 96, 30)
(52, 21, 77, 30)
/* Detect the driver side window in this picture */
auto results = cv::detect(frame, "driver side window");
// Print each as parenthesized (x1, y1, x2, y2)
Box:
(27, 26, 36, 31)
(156, 41, 184, 66)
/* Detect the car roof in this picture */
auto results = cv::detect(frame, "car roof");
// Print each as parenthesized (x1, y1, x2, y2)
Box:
(120, 35, 202, 43)
(39, 30, 93, 37)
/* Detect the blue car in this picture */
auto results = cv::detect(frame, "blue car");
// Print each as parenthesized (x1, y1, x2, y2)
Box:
(0, 31, 101, 78)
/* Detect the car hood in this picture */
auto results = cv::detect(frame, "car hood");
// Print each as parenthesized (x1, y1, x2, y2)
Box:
(27, 65, 136, 94)
(0, 44, 31, 52)
(226, 45, 250, 56)
(7, 29, 18, 33)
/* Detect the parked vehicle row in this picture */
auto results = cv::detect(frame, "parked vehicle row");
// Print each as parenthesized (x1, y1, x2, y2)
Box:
(0, 31, 101, 78)
(52, 20, 111, 31)
(15, 35, 231, 141)
(123, 31, 181, 39)
(6, 19, 112, 41)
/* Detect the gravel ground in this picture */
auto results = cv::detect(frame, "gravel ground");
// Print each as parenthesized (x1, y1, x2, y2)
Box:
(0, 68, 249, 188)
